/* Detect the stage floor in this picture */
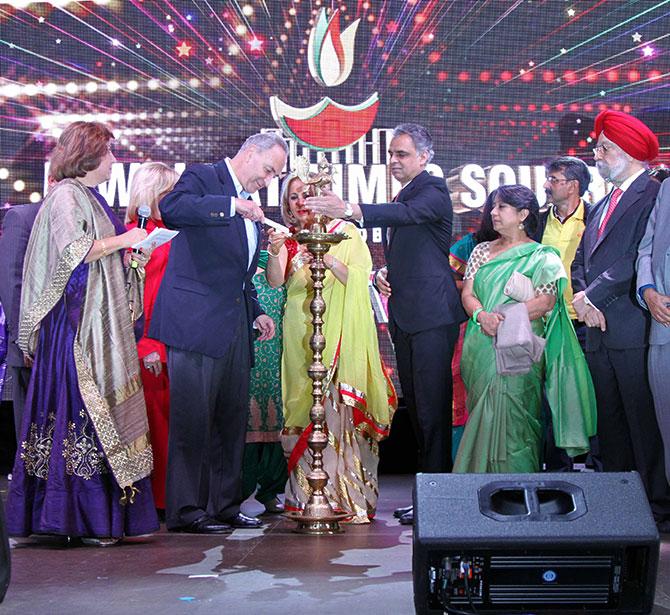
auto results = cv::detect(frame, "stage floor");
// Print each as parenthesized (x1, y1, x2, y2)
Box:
(2, 474, 670, 614)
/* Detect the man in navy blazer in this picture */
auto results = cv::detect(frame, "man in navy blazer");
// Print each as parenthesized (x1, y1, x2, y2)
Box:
(0, 203, 41, 444)
(572, 110, 670, 532)
(150, 132, 287, 533)
(307, 123, 466, 524)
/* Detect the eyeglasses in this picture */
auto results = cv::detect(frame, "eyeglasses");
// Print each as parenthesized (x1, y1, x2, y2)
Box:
(592, 143, 610, 156)
(545, 176, 571, 184)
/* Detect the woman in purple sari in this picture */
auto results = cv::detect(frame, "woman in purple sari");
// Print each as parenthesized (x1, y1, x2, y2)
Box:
(6, 122, 159, 545)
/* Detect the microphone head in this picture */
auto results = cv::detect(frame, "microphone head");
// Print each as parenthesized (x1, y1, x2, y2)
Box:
(138, 205, 151, 219)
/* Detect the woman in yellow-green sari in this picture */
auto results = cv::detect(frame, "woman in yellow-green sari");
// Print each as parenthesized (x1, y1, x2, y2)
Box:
(266, 174, 396, 523)
(456, 184, 596, 473)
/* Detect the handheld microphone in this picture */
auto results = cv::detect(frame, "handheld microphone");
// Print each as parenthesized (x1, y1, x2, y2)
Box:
(131, 204, 151, 268)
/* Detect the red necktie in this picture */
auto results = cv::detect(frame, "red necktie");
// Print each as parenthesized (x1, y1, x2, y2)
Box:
(598, 187, 623, 238)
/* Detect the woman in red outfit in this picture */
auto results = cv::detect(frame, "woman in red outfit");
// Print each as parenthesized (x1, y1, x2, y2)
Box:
(126, 162, 179, 514)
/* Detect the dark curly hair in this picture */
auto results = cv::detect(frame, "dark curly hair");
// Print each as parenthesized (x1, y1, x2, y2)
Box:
(492, 184, 539, 236)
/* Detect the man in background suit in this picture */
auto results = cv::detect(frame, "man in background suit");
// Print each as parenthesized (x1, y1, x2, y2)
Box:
(0, 203, 41, 444)
(572, 110, 670, 532)
(637, 177, 670, 485)
(150, 132, 287, 534)
(306, 123, 466, 524)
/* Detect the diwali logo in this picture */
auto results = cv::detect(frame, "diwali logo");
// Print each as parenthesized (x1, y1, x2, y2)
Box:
(270, 8, 379, 151)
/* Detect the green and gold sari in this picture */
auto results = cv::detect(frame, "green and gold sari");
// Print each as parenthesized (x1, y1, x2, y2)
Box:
(454, 242, 596, 473)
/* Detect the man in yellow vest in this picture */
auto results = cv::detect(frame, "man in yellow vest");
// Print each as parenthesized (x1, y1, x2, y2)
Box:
(536, 156, 592, 347)
(535, 156, 593, 470)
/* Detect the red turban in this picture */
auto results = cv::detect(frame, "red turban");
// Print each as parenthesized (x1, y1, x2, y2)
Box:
(594, 110, 659, 162)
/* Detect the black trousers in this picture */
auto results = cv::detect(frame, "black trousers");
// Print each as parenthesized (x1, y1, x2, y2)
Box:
(9, 366, 31, 444)
(165, 320, 251, 529)
(392, 321, 460, 473)
(587, 345, 670, 520)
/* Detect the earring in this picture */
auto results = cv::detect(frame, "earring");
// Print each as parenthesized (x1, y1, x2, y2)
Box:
(518, 222, 524, 230)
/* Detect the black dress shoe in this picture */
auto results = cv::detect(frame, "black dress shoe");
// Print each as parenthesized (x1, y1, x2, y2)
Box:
(263, 497, 285, 514)
(218, 512, 263, 528)
(394, 505, 413, 519)
(399, 509, 414, 525)
(169, 515, 232, 534)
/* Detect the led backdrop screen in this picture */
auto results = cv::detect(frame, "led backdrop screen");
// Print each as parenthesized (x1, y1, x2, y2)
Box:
(1, 0, 669, 385)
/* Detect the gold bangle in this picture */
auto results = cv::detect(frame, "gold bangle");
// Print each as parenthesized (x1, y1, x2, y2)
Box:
(100, 239, 108, 257)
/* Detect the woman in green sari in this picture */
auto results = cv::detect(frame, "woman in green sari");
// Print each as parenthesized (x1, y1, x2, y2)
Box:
(455, 184, 596, 473)
(266, 174, 396, 523)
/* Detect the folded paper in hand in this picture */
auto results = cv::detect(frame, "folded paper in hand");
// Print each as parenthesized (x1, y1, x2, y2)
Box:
(503, 271, 534, 302)
(263, 218, 291, 234)
(131, 227, 179, 250)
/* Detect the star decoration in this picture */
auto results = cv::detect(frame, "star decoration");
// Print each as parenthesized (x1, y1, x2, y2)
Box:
(567, 8, 575, 17)
(599, 90, 606, 96)
(55, 38, 61, 44)
(632, 32, 642, 43)
(205, 57, 213, 65)
(560, 48, 567, 54)
(642, 45, 653, 57)
(38, 16, 45, 23)
(176, 41, 192, 57)
(249, 38, 263, 51)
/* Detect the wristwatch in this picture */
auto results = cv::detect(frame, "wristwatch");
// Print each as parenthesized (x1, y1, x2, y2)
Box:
(342, 201, 354, 219)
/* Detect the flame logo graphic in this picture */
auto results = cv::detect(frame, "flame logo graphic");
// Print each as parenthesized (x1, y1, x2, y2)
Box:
(308, 8, 360, 88)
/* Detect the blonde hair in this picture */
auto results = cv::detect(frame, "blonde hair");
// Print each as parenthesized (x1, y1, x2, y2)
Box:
(126, 162, 179, 223)
(279, 173, 300, 226)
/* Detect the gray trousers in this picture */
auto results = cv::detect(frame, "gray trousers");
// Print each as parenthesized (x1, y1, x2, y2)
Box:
(649, 343, 670, 484)
(165, 320, 251, 529)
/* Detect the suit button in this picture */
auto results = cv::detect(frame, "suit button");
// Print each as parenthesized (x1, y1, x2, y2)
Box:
(235, 297, 241, 304)
(219, 212, 225, 217)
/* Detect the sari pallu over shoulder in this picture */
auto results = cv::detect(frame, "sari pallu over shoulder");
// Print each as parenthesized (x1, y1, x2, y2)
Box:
(18, 179, 152, 490)
(467, 242, 596, 459)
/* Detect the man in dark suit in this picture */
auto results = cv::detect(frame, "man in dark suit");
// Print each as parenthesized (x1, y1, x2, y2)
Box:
(150, 132, 287, 534)
(0, 202, 41, 444)
(572, 110, 670, 532)
(306, 123, 466, 524)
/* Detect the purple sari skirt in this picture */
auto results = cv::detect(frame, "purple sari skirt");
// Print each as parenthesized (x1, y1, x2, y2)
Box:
(6, 263, 158, 538)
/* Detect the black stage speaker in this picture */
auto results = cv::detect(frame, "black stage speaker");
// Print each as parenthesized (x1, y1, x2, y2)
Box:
(413, 472, 659, 614)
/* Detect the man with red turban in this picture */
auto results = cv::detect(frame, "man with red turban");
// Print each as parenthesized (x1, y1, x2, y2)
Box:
(572, 109, 670, 532)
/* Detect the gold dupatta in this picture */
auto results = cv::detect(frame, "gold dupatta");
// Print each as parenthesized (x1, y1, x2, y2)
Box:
(18, 178, 152, 490)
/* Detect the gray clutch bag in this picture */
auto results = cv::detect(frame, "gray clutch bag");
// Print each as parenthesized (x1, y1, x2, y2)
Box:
(503, 271, 534, 303)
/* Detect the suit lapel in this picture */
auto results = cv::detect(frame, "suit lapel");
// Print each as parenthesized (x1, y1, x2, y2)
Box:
(214, 160, 253, 271)
(590, 174, 648, 255)
(387, 171, 427, 248)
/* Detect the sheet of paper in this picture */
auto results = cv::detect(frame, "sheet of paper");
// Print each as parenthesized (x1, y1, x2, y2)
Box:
(132, 227, 179, 250)
(262, 218, 291, 234)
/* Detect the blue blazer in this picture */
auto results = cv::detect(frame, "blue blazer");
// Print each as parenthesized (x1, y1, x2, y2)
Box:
(572, 172, 659, 351)
(0, 203, 41, 367)
(360, 170, 466, 333)
(149, 160, 263, 360)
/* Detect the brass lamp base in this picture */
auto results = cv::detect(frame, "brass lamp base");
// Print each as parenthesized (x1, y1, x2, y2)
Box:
(284, 511, 350, 535)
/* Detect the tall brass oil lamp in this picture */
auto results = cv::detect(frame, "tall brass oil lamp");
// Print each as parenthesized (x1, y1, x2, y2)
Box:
(285, 154, 349, 535)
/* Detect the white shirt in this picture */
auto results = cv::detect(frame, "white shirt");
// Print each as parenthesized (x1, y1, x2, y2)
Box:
(597, 168, 646, 226)
(224, 158, 257, 271)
